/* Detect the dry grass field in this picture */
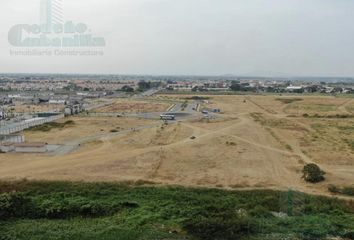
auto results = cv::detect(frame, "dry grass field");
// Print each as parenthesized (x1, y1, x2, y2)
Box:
(1, 94, 354, 197)
(92, 99, 170, 113)
(9, 102, 65, 113)
(25, 116, 157, 144)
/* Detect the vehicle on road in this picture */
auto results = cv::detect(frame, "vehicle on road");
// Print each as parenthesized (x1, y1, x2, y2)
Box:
(160, 114, 175, 120)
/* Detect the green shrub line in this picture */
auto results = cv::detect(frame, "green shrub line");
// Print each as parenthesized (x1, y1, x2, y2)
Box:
(329, 185, 354, 197)
(275, 98, 303, 104)
(183, 96, 211, 100)
(0, 180, 354, 240)
(302, 113, 354, 118)
(26, 120, 75, 132)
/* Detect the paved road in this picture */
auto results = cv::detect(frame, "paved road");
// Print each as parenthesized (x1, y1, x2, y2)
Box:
(84, 99, 115, 111)
(133, 88, 162, 98)
(142, 88, 162, 97)
(169, 102, 182, 112)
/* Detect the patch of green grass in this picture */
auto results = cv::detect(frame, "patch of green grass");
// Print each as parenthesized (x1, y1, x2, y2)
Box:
(0, 181, 354, 240)
(26, 120, 75, 132)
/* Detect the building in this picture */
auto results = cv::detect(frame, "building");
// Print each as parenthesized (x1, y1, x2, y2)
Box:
(64, 104, 83, 116)
(49, 99, 66, 104)
(286, 86, 304, 93)
(0, 110, 6, 120)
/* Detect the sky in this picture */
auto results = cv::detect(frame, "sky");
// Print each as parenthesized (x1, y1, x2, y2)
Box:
(1, 0, 354, 76)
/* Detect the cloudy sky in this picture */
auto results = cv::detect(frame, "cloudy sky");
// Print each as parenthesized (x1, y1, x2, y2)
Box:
(1, 0, 354, 76)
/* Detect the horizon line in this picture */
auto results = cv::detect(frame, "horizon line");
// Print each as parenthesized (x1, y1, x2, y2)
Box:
(1, 72, 354, 79)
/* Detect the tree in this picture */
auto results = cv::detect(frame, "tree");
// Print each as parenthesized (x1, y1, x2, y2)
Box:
(121, 85, 134, 93)
(230, 81, 243, 91)
(302, 164, 325, 183)
(138, 81, 151, 91)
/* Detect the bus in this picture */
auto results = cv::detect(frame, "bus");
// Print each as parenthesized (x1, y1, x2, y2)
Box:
(160, 114, 175, 120)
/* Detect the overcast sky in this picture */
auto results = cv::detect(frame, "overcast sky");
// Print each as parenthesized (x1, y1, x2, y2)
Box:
(1, 0, 354, 76)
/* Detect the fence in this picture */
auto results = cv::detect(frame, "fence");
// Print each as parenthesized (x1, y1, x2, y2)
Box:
(0, 134, 25, 144)
(0, 114, 64, 135)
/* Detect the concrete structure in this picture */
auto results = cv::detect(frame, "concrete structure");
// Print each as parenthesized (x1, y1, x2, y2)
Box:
(49, 99, 66, 104)
(64, 104, 83, 116)
(13, 142, 48, 153)
(0, 134, 25, 143)
(0, 142, 15, 152)
(286, 86, 304, 93)
(0, 110, 6, 120)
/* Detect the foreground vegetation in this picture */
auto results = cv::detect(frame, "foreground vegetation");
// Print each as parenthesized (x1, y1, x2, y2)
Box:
(0, 181, 354, 240)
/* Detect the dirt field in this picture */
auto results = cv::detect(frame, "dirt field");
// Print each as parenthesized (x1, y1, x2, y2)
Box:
(25, 117, 157, 144)
(1, 94, 354, 197)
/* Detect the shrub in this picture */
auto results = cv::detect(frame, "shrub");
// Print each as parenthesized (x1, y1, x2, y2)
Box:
(183, 214, 255, 240)
(302, 164, 325, 183)
(64, 120, 75, 125)
(275, 98, 303, 104)
(0, 191, 139, 220)
(0, 192, 32, 219)
(343, 231, 354, 240)
(36, 198, 137, 219)
(249, 205, 272, 217)
(121, 85, 134, 93)
(27, 120, 75, 132)
(342, 187, 354, 197)
(328, 185, 340, 194)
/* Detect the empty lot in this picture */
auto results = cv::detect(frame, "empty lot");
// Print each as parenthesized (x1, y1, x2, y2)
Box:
(1, 95, 354, 197)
